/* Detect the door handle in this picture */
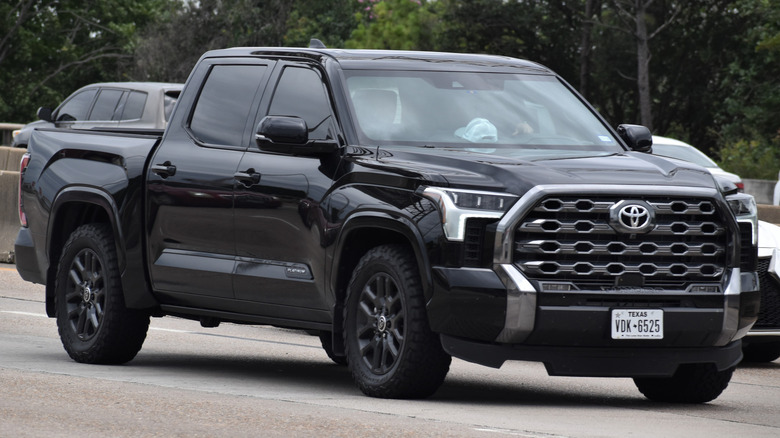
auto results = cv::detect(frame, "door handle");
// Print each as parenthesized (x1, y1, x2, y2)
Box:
(151, 161, 177, 177)
(234, 169, 261, 186)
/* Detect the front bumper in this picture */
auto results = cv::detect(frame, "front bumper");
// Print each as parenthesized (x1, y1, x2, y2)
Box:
(441, 335, 743, 377)
(429, 264, 759, 343)
(427, 264, 759, 375)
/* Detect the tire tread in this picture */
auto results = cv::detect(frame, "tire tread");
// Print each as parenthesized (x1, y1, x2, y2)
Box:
(55, 224, 150, 365)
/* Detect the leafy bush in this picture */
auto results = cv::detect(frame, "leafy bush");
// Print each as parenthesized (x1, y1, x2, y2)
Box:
(716, 136, 780, 180)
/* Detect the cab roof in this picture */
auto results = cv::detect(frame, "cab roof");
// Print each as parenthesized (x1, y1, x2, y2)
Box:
(202, 47, 553, 74)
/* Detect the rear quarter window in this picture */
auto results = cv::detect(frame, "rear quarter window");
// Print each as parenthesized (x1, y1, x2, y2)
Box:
(119, 91, 148, 121)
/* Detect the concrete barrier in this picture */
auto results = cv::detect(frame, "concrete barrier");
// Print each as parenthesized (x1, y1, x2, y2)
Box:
(0, 170, 20, 263)
(0, 147, 26, 263)
(0, 146, 27, 171)
(744, 179, 776, 205)
(0, 146, 9, 170)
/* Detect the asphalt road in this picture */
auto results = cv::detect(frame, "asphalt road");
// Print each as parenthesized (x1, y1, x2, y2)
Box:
(1, 264, 779, 438)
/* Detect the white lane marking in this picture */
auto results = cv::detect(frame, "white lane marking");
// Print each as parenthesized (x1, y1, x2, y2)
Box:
(474, 428, 571, 438)
(149, 327, 194, 334)
(1, 310, 47, 317)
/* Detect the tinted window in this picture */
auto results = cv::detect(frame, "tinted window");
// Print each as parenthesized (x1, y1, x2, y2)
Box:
(163, 92, 179, 122)
(56, 89, 98, 122)
(112, 92, 129, 120)
(89, 89, 124, 121)
(268, 66, 333, 141)
(190, 65, 267, 146)
(121, 91, 147, 121)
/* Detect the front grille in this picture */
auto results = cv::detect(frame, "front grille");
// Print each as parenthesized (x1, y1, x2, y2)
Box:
(513, 195, 729, 291)
(756, 257, 780, 328)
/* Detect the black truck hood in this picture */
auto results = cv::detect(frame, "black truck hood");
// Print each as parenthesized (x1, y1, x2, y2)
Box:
(368, 146, 719, 195)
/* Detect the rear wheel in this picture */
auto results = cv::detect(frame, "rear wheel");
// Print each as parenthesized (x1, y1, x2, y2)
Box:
(55, 224, 150, 364)
(633, 364, 734, 403)
(344, 244, 451, 399)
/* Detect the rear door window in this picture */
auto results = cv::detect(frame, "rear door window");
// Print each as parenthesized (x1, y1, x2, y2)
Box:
(189, 64, 269, 147)
(89, 89, 124, 121)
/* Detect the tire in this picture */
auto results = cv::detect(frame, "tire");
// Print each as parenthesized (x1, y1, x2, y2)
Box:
(55, 224, 150, 364)
(344, 244, 451, 399)
(633, 364, 734, 403)
(742, 341, 780, 363)
(319, 331, 348, 366)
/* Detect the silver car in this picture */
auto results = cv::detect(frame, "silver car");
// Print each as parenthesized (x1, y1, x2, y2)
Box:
(12, 82, 182, 148)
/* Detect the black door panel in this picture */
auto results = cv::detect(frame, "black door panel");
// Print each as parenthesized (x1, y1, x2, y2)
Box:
(146, 60, 274, 300)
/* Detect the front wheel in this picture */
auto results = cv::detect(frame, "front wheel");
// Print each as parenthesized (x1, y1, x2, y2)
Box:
(633, 364, 734, 403)
(344, 244, 451, 399)
(55, 224, 150, 364)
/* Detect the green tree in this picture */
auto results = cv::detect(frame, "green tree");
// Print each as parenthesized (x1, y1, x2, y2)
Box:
(0, 0, 164, 123)
(713, 0, 780, 170)
(597, 1, 681, 132)
(284, 0, 358, 48)
(436, 1, 584, 97)
(345, 0, 439, 50)
(130, 0, 294, 82)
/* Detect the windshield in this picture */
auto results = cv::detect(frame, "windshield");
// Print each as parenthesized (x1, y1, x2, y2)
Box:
(344, 70, 622, 158)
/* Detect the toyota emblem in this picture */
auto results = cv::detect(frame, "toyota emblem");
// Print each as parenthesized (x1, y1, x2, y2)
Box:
(609, 200, 655, 234)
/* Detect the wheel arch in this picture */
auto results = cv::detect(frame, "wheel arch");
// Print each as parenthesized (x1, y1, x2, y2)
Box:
(328, 212, 433, 355)
(44, 187, 158, 316)
(332, 212, 433, 301)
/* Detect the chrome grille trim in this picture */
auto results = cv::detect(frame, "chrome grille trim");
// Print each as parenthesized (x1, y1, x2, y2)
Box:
(519, 218, 725, 236)
(522, 260, 723, 278)
(493, 184, 731, 291)
(520, 240, 725, 258)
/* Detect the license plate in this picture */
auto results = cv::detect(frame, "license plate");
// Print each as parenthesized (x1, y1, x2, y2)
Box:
(611, 309, 663, 339)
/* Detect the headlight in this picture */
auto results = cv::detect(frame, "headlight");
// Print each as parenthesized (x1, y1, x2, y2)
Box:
(726, 192, 758, 245)
(727, 192, 756, 217)
(421, 187, 518, 241)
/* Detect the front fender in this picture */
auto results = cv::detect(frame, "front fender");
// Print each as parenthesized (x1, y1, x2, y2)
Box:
(332, 211, 435, 300)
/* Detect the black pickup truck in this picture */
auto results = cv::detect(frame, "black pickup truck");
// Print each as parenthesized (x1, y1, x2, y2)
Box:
(15, 46, 760, 402)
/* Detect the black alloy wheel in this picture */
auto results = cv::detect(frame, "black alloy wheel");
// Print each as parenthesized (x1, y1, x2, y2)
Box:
(344, 244, 451, 399)
(55, 224, 149, 364)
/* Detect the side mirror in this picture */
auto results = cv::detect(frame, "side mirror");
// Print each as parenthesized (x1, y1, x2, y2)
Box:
(37, 107, 53, 123)
(256, 116, 338, 155)
(617, 124, 652, 153)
